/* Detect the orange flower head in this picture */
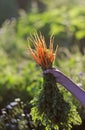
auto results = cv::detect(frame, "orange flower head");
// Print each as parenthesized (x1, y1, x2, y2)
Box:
(28, 33, 58, 70)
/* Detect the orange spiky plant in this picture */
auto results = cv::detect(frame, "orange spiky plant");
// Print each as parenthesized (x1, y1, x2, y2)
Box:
(28, 33, 58, 70)
(28, 33, 81, 130)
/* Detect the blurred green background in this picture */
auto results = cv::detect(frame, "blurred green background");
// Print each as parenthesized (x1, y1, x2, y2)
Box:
(0, 0, 85, 128)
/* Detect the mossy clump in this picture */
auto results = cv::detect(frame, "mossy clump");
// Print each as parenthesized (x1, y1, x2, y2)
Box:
(31, 73, 82, 130)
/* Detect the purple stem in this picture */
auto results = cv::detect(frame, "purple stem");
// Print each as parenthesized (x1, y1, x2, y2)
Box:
(44, 68, 85, 107)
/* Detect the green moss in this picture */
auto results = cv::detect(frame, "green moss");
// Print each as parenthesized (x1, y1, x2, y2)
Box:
(31, 73, 82, 130)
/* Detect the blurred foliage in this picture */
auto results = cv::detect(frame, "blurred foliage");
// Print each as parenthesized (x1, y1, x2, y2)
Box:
(0, 0, 18, 24)
(17, 6, 85, 54)
(0, 98, 45, 130)
(0, 0, 85, 24)
(0, 20, 42, 110)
